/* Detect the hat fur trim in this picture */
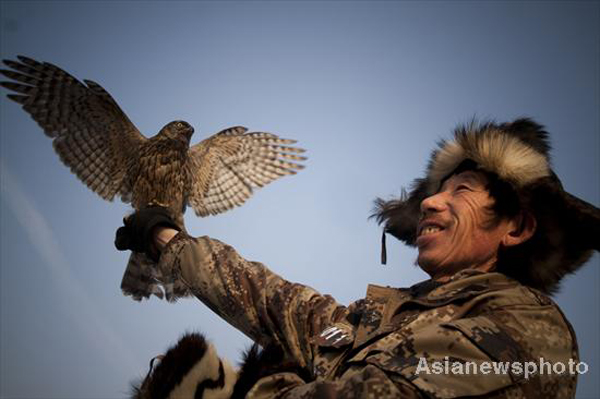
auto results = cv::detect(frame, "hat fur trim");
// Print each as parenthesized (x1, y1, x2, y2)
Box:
(428, 122, 550, 193)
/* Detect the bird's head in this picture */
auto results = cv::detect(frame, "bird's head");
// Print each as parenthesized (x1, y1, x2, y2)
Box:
(159, 120, 195, 145)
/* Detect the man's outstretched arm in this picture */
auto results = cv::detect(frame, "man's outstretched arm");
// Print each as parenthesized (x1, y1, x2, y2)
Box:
(152, 226, 347, 370)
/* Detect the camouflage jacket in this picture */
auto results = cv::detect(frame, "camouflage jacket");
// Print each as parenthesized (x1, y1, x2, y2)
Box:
(157, 233, 579, 398)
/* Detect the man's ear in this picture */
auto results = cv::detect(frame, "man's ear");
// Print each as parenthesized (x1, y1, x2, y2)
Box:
(502, 211, 537, 247)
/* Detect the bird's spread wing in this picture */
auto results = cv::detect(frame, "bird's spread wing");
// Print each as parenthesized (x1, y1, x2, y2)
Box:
(1, 56, 147, 201)
(188, 126, 306, 216)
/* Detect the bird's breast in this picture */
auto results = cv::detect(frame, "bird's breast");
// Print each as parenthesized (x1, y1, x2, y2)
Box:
(129, 143, 193, 211)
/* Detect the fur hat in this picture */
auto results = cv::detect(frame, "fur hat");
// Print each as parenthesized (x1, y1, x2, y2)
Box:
(373, 118, 600, 294)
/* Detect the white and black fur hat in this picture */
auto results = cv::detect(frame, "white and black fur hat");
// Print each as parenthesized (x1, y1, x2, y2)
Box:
(373, 118, 600, 294)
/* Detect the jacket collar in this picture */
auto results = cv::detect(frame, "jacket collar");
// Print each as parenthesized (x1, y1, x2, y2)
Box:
(368, 269, 518, 305)
(352, 270, 519, 349)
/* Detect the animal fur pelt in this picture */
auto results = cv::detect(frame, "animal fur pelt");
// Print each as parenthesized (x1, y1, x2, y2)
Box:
(131, 332, 309, 399)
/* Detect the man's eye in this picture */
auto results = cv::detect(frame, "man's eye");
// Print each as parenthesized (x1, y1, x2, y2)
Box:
(456, 184, 471, 192)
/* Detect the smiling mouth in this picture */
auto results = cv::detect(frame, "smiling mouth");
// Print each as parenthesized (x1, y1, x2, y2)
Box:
(417, 219, 447, 238)
(420, 226, 443, 236)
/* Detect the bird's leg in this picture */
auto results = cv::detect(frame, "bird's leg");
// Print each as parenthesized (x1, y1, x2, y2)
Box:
(147, 200, 170, 208)
(141, 201, 186, 232)
(171, 213, 187, 233)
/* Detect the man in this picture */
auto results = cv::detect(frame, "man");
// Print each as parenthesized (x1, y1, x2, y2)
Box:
(117, 118, 599, 398)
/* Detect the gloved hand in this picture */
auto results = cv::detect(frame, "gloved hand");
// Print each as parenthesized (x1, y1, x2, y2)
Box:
(115, 206, 181, 261)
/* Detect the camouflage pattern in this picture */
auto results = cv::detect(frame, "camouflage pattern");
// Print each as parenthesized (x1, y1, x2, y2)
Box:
(158, 233, 579, 398)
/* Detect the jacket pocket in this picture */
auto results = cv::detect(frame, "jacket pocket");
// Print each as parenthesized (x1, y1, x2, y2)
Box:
(345, 323, 517, 398)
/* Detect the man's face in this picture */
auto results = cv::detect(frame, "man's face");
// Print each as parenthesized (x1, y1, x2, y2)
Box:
(416, 170, 512, 280)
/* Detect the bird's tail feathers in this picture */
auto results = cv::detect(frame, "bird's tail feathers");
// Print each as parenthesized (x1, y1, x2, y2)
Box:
(121, 252, 191, 301)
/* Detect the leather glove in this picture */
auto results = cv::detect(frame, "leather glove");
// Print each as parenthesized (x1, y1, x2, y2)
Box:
(115, 206, 181, 260)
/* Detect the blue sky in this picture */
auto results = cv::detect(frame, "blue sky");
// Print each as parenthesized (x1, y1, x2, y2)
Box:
(0, 1, 598, 398)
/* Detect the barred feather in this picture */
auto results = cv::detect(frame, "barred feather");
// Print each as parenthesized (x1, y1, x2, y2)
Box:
(1, 56, 146, 201)
(188, 127, 306, 217)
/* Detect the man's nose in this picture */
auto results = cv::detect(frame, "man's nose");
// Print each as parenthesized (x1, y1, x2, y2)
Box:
(420, 191, 448, 214)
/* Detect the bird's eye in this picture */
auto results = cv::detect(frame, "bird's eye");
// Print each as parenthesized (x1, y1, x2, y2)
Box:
(176, 122, 183, 128)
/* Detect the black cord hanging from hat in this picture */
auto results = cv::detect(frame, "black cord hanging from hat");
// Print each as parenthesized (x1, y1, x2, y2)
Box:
(381, 230, 387, 265)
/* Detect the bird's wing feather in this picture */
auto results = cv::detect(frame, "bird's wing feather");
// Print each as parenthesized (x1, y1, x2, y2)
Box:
(188, 126, 306, 216)
(0, 56, 146, 201)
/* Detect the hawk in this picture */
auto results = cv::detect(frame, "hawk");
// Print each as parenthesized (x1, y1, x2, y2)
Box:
(1, 56, 306, 300)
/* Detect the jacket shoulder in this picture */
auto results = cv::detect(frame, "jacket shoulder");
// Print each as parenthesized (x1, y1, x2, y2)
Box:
(345, 278, 578, 398)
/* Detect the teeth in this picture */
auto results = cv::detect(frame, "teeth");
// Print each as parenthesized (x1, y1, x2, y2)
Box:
(421, 226, 442, 236)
